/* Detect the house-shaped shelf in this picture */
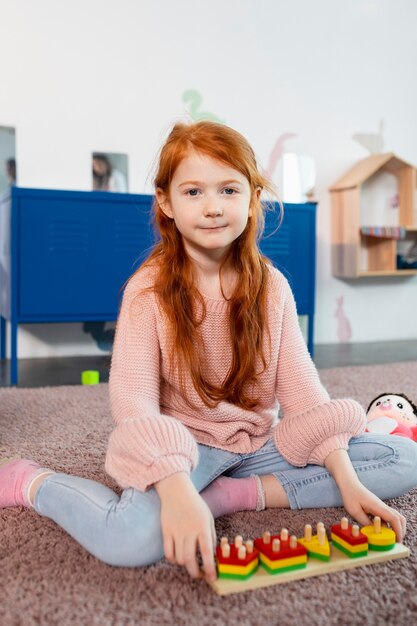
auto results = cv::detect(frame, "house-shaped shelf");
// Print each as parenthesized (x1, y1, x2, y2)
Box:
(330, 153, 417, 277)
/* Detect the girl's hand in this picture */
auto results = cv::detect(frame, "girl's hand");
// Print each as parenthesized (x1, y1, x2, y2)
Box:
(338, 480, 406, 543)
(325, 448, 407, 543)
(155, 472, 217, 582)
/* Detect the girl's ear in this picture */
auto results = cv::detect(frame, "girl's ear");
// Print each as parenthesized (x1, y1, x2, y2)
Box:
(249, 186, 262, 217)
(156, 188, 174, 219)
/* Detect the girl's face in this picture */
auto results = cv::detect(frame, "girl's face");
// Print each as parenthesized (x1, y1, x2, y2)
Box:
(156, 150, 253, 263)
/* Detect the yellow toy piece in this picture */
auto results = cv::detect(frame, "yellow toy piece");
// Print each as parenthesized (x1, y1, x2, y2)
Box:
(298, 535, 331, 560)
(217, 560, 259, 577)
(361, 516, 396, 551)
(259, 553, 307, 571)
(298, 523, 331, 562)
(330, 533, 368, 554)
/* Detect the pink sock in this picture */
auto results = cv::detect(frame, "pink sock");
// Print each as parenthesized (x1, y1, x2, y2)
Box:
(200, 476, 265, 518)
(0, 458, 50, 508)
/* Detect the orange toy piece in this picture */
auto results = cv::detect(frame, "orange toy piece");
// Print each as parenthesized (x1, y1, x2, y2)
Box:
(254, 528, 307, 574)
(216, 536, 259, 580)
(331, 517, 368, 558)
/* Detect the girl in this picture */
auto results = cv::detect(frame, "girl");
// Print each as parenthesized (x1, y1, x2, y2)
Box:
(1, 121, 416, 584)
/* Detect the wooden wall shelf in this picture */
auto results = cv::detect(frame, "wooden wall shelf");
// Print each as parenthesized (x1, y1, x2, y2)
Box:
(358, 270, 417, 277)
(330, 153, 417, 278)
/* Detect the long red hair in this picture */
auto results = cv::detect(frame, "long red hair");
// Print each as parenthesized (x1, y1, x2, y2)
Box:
(137, 121, 279, 409)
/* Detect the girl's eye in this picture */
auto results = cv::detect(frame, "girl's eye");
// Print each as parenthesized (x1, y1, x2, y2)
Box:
(186, 189, 200, 197)
(223, 188, 237, 195)
(397, 403, 403, 409)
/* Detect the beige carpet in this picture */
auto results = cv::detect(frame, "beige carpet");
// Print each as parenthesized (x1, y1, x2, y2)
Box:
(1, 361, 417, 626)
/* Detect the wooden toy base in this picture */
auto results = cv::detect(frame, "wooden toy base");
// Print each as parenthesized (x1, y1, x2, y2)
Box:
(209, 542, 410, 596)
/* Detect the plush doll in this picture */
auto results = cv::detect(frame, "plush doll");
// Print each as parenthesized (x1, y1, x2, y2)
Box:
(366, 393, 417, 442)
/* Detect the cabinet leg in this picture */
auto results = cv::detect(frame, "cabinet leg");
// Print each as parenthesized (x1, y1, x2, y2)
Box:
(0, 316, 5, 360)
(308, 314, 314, 358)
(11, 320, 17, 385)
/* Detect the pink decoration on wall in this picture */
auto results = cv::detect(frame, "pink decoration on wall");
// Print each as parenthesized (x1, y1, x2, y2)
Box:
(265, 133, 297, 179)
(335, 295, 352, 343)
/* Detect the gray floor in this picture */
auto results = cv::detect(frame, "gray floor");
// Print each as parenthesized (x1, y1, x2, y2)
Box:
(0, 355, 111, 388)
(0, 340, 416, 387)
(313, 339, 417, 369)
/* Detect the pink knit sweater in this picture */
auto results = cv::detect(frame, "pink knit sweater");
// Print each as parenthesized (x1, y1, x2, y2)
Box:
(105, 265, 366, 492)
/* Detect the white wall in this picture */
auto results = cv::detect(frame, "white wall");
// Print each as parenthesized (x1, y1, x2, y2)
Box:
(0, 0, 416, 357)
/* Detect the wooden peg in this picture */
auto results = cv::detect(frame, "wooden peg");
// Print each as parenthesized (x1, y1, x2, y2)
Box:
(352, 524, 360, 537)
(317, 521, 325, 531)
(374, 516, 381, 533)
(221, 543, 231, 558)
(318, 526, 326, 545)
(238, 545, 247, 560)
(245, 540, 254, 554)
(304, 524, 312, 541)
(289, 535, 298, 549)
(220, 536, 229, 547)
(263, 531, 271, 544)
(280, 528, 289, 542)
(341, 517, 349, 530)
(235, 535, 243, 548)
(272, 538, 281, 552)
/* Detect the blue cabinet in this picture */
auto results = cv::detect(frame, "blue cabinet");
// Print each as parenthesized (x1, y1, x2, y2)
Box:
(0, 188, 316, 384)
(16, 192, 154, 317)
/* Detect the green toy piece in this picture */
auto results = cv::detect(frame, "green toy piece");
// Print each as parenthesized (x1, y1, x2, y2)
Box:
(81, 370, 100, 385)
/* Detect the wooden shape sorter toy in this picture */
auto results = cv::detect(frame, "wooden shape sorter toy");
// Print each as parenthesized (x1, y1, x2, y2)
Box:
(210, 517, 410, 596)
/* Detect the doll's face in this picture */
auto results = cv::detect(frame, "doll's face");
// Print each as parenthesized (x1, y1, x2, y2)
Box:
(367, 395, 417, 427)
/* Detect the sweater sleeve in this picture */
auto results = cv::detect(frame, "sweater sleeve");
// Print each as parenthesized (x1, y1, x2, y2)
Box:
(105, 274, 199, 491)
(273, 276, 366, 467)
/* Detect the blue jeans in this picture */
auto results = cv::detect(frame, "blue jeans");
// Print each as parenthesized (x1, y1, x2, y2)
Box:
(34, 434, 417, 567)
